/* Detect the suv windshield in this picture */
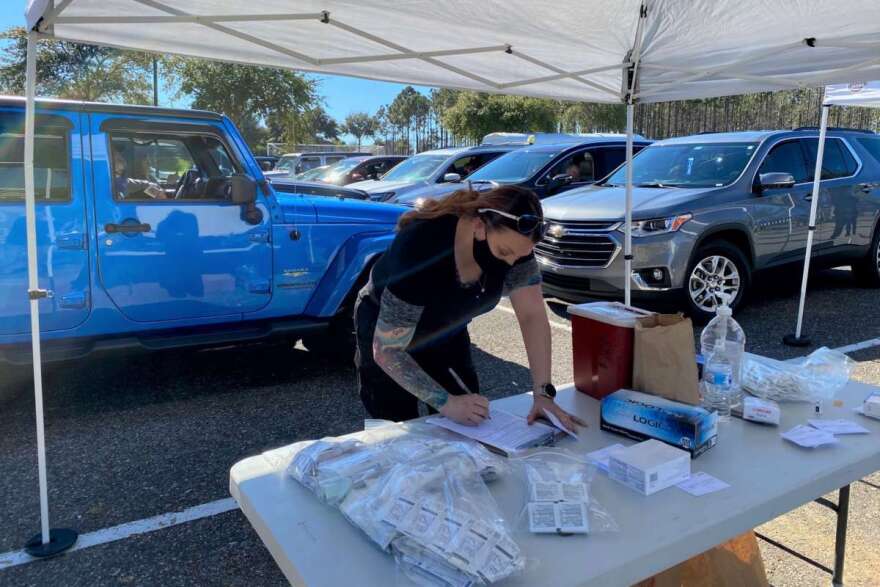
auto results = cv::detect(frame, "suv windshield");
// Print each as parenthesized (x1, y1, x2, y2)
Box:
(468, 149, 558, 182)
(380, 154, 448, 182)
(275, 156, 297, 172)
(604, 142, 758, 188)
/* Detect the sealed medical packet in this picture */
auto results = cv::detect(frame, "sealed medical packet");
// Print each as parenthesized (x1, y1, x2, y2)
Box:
(608, 439, 691, 496)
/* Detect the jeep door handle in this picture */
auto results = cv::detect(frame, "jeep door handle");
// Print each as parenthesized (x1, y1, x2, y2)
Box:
(859, 183, 874, 193)
(105, 222, 151, 234)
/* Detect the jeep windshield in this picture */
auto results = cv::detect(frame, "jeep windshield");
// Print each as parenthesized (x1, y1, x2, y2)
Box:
(602, 142, 758, 188)
(468, 149, 558, 182)
(379, 154, 448, 182)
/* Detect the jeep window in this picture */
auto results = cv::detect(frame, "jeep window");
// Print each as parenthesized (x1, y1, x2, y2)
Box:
(109, 132, 241, 201)
(468, 149, 557, 183)
(0, 114, 70, 202)
(324, 155, 346, 166)
(758, 140, 810, 183)
(604, 142, 757, 188)
(381, 154, 448, 182)
(857, 137, 880, 165)
(547, 150, 595, 183)
(802, 138, 859, 179)
(275, 156, 297, 172)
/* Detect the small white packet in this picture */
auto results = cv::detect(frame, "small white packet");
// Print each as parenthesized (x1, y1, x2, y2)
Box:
(743, 396, 780, 425)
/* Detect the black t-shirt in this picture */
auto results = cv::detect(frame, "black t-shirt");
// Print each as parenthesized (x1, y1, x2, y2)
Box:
(364, 215, 538, 352)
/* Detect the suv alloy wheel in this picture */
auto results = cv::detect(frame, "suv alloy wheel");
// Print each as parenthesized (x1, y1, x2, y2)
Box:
(685, 241, 751, 322)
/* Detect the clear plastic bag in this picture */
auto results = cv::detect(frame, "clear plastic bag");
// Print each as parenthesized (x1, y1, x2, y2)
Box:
(511, 449, 618, 536)
(742, 347, 854, 403)
(287, 425, 523, 585)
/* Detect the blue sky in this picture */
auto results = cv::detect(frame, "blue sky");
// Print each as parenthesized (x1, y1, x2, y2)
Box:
(2, 3, 431, 141)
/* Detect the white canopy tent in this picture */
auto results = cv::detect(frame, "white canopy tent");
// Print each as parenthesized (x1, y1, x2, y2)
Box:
(788, 81, 880, 346)
(19, 0, 880, 555)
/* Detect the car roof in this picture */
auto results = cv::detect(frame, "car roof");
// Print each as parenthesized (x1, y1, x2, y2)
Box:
(414, 145, 519, 157)
(0, 95, 222, 121)
(513, 138, 652, 154)
(653, 128, 875, 147)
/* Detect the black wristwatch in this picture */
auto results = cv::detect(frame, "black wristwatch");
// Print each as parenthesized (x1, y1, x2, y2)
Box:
(537, 383, 557, 399)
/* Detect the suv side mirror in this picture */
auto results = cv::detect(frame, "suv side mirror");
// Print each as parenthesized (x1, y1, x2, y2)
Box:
(547, 173, 573, 193)
(230, 174, 257, 204)
(443, 172, 462, 183)
(758, 172, 796, 192)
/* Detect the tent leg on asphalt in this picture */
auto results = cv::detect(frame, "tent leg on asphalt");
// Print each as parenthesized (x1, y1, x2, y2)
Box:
(784, 104, 831, 347)
(21, 29, 78, 559)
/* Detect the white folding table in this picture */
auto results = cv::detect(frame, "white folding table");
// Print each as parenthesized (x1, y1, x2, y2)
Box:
(230, 382, 880, 586)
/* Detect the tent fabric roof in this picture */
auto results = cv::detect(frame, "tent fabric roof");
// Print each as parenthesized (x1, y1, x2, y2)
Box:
(824, 81, 880, 108)
(26, 0, 880, 105)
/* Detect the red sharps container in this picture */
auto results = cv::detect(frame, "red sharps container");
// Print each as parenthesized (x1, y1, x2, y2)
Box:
(568, 302, 653, 399)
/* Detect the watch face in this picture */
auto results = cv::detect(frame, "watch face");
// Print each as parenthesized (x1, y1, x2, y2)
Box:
(543, 383, 557, 398)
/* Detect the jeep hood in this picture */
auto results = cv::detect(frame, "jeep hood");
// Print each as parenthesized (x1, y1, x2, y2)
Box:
(541, 185, 721, 221)
(276, 192, 405, 225)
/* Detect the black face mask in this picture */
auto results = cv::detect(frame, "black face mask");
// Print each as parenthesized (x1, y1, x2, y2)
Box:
(473, 236, 509, 274)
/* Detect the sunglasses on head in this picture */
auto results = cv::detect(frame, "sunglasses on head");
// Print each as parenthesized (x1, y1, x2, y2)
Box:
(478, 208, 547, 237)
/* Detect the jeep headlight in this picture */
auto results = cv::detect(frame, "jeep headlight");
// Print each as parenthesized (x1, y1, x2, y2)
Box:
(621, 214, 692, 237)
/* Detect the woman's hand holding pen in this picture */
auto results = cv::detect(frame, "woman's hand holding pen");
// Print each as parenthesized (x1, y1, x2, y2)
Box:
(440, 394, 490, 426)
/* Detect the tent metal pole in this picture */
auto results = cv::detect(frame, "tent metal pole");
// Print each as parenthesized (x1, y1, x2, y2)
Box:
(624, 103, 634, 307)
(23, 30, 51, 548)
(785, 104, 830, 347)
(22, 29, 78, 558)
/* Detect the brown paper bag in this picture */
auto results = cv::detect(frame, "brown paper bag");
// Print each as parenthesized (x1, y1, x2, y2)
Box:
(632, 532, 769, 587)
(632, 313, 700, 405)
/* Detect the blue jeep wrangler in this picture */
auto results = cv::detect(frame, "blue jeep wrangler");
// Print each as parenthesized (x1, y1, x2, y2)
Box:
(0, 98, 404, 362)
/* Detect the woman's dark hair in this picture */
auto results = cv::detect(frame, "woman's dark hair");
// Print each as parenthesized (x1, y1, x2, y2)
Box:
(397, 185, 544, 242)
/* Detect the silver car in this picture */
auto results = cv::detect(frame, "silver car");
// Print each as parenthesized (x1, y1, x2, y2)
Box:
(539, 129, 880, 320)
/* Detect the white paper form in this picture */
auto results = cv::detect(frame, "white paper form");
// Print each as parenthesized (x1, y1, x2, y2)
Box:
(807, 419, 870, 435)
(781, 424, 839, 448)
(676, 472, 730, 496)
(586, 443, 626, 473)
(427, 409, 556, 454)
(542, 408, 579, 439)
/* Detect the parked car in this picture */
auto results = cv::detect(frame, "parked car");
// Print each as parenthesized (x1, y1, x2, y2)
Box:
(393, 135, 651, 206)
(267, 151, 371, 178)
(318, 155, 408, 186)
(0, 97, 405, 362)
(270, 178, 370, 200)
(537, 129, 880, 320)
(294, 164, 331, 181)
(255, 155, 278, 171)
(349, 145, 519, 202)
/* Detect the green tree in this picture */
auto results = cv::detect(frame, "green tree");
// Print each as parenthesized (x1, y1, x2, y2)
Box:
(441, 92, 557, 143)
(0, 26, 158, 103)
(277, 106, 339, 146)
(170, 58, 317, 147)
(558, 102, 626, 133)
(341, 112, 379, 149)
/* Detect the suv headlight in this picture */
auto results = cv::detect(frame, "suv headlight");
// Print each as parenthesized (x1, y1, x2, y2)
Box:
(620, 214, 692, 237)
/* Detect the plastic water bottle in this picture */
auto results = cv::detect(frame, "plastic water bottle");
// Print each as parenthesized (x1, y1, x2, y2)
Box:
(700, 293, 745, 407)
(702, 341, 735, 420)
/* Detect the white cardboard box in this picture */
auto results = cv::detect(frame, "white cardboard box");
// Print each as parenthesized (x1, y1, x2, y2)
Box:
(608, 439, 691, 496)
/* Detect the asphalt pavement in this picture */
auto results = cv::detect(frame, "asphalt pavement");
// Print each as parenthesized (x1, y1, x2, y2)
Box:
(1, 266, 878, 586)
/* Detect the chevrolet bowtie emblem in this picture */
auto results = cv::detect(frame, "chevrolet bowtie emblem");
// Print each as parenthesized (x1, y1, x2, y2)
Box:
(547, 224, 566, 238)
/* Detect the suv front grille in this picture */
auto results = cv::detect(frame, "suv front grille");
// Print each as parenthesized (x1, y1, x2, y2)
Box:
(535, 220, 618, 268)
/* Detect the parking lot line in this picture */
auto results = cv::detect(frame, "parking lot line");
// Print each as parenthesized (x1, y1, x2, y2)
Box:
(0, 498, 238, 571)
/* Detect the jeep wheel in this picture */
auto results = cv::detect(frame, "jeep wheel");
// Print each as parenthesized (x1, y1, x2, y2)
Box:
(853, 224, 880, 287)
(302, 314, 355, 359)
(684, 241, 750, 322)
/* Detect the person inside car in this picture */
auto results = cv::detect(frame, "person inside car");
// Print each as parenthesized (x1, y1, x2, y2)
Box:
(355, 185, 586, 431)
(113, 148, 166, 200)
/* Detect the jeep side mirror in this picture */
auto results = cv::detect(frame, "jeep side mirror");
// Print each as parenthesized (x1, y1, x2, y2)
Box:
(758, 172, 796, 192)
(443, 173, 462, 183)
(229, 174, 262, 224)
(230, 174, 257, 204)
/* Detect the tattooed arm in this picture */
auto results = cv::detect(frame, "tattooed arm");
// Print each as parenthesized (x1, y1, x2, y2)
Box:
(372, 288, 450, 410)
(372, 288, 489, 424)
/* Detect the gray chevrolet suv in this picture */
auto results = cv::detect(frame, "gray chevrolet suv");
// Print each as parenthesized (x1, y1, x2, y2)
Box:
(538, 129, 880, 320)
